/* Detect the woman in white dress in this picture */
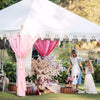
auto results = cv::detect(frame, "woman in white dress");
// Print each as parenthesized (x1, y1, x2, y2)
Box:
(84, 60, 97, 94)
(67, 50, 84, 91)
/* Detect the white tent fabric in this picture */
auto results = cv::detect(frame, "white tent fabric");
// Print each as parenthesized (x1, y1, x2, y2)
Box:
(0, 0, 100, 41)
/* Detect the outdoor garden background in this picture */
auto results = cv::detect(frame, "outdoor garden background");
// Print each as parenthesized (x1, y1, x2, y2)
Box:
(0, 0, 100, 100)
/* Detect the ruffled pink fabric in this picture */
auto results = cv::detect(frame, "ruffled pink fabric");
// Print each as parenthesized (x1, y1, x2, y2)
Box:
(34, 40, 58, 57)
(98, 39, 100, 47)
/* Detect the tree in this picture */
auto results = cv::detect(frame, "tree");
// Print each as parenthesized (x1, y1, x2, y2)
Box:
(0, 0, 21, 10)
(31, 55, 62, 81)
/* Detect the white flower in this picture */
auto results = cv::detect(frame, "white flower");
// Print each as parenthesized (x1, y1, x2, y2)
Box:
(31, 55, 62, 87)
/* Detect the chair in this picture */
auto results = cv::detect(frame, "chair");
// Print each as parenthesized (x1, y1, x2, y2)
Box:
(0, 66, 6, 92)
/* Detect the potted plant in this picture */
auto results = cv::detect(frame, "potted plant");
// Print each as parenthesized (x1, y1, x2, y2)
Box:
(65, 77, 73, 87)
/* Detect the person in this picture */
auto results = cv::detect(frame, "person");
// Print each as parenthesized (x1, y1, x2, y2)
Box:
(66, 50, 83, 91)
(84, 60, 97, 94)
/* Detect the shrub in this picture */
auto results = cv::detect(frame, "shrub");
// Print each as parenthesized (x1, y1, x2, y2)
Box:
(26, 74, 37, 83)
(54, 71, 68, 83)
(6, 46, 16, 62)
(3, 61, 16, 82)
(93, 63, 100, 83)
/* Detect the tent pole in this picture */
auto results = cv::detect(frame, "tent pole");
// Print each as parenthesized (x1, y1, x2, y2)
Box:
(21, 25, 24, 29)
(0, 49, 1, 69)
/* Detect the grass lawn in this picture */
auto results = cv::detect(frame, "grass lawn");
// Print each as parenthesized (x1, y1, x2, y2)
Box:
(0, 83, 100, 100)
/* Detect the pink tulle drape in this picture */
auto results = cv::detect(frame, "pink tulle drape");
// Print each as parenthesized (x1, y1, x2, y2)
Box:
(34, 40, 58, 57)
(98, 39, 100, 47)
(9, 34, 39, 96)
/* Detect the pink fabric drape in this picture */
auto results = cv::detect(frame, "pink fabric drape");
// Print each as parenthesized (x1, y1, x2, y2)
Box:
(34, 40, 58, 57)
(98, 39, 100, 47)
(9, 34, 39, 96)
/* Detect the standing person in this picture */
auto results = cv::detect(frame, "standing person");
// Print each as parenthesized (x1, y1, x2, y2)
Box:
(84, 60, 97, 94)
(66, 50, 83, 91)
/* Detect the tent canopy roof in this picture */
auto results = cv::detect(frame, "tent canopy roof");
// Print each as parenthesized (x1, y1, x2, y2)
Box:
(0, 0, 100, 41)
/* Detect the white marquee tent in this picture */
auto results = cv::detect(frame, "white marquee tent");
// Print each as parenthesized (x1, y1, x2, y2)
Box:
(0, 0, 100, 41)
(0, 0, 100, 96)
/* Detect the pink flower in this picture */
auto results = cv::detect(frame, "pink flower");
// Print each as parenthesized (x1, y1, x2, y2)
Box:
(66, 77, 73, 82)
(35, 79, 43, 85)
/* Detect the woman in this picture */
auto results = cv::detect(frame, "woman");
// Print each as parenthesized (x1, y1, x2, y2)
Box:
(67, 50, 84, 91)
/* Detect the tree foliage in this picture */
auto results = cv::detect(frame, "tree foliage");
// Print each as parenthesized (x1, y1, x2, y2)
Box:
(3, 61, 16, 82)
(50, 0, 100, 25)
(0, 0, 21, 10)
(7, 46, 16, 62)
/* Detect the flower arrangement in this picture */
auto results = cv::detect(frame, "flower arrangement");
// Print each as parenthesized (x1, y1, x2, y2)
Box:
(66, 77, 73, 87)
(31, 55, 62, 89)
(66, 77, 73, 83)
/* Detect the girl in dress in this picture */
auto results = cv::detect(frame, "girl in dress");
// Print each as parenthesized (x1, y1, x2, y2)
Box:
(67, 50, 84, 91)
(84, 60, 97, 94)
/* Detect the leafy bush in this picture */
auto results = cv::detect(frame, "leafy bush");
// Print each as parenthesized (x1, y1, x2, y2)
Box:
(93, 63, 100, 83)
(3, 61, 16, 82)
(6, 46, 16, 62)
(26, 74, 37, 83)
(54, 71, 68, 83)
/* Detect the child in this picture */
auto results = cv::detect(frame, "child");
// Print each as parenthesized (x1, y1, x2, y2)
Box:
(67, 50, 84, 91)
(84, 60, 97, 94)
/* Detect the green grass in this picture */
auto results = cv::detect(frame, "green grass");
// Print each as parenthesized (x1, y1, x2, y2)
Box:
(0, 83, 100, 100)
